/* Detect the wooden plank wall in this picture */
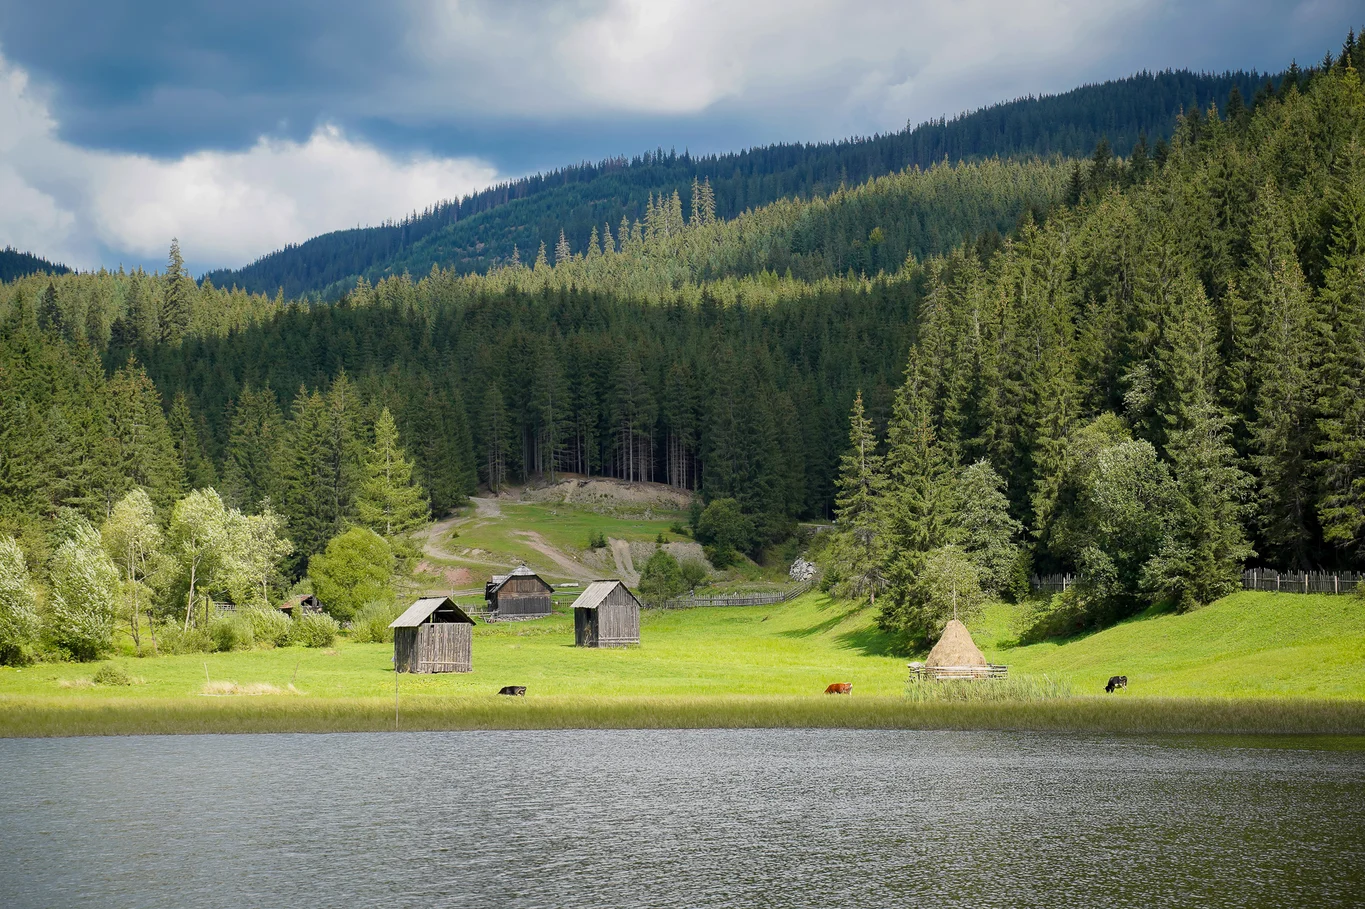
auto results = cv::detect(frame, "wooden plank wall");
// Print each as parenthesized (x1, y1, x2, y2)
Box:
(597, 585, 640, 646)
(395, 624, 471, 672)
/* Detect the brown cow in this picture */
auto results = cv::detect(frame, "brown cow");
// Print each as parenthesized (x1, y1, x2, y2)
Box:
(825, 683, 852, 695)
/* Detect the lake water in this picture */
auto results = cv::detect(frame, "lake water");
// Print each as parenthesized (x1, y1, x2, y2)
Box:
(1, 730, 1361, 908)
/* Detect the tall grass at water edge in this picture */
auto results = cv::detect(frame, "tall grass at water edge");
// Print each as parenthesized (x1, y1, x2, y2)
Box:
(2, 694, 1362, 738)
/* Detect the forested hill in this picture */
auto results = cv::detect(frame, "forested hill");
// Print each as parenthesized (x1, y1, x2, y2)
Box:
(0, 248, 69, 283)
(204, 69, 1277, 300)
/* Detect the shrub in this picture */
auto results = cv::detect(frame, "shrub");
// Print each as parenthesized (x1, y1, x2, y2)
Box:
(0, 537, 39, 666)
(92, 662, 135, 686)
(350, 600, 402, 643)
(639, 550, 685, 603)
(679, 559, 709, 592)
(156, 623, 216, 654)
(587, 530, 608, 550)
(289, 612, 340, 648)
(695, 499, 753, 569)
(209, 613, 254, 652)
(307, 528, 396, 621)
(669, 521, 689, 537)
(244, 607, 293, 648)
(44, 522, 120, 661)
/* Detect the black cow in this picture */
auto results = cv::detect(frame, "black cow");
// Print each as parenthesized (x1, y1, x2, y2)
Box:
(1105, 675, 1128, 693)
(498, 685, 527, 696)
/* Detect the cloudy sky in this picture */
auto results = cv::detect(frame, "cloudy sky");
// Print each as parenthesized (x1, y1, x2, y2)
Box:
(0, 0, 1358, 274)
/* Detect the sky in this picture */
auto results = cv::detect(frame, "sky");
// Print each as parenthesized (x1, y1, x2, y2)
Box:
(0, 0, 1359, 275)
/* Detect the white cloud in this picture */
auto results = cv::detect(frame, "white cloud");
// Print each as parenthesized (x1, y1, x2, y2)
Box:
(0, 53, 499, 271)
(415, 0, 1146, 131)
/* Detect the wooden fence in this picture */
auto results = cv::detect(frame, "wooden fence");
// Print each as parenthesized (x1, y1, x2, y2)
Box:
(1030, 574, 1074, 595)
(1240, 569, 1360, 595)
(651, 580, 815, 610)
(1031, 570, 1360, 596)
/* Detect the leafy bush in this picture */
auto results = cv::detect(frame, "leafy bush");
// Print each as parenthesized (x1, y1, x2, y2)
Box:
(244, 607, 293, 647)
(307, 528, 396, 621)
(587, 530, 608, 550)
(209, 613, 255, 652)
(44, 521, 120, 661)
(289, 612, 340, 648)
(92, 662, 136, 686)
(350, 600, 402, 643)
(639, 550, 685, 602)
(668, 522, 689, 537)
(156, 623, 216, 654)
(679, 559, 709, 592)
(694, 499, 753, 569)
(0, 537, 39, 666)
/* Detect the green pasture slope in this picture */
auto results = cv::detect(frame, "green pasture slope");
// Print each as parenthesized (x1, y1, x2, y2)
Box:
(1, 590, 1362, 737)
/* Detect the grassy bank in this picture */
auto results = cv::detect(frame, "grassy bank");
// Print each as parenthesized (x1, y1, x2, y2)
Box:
(4, 694, 1363, 738)
(0, 589, 1361, 737)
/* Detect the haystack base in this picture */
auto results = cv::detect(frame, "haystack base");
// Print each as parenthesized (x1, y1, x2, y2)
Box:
(909, 664, 1008, 681)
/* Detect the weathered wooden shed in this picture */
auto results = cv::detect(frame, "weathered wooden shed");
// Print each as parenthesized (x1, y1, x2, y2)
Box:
(390, 597, 476, 673)
(485, 564, 554, 619)
(277, 594, 323, 616)
(570, 580, 641, 647)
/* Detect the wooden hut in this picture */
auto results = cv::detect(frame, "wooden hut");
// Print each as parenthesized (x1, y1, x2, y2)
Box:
(908, 619, 1006, 680)
(277, 594, 323, 616)
(390, 597, 476, 673)
(485, 565, 554, 619)
(570, 580, 641, 647)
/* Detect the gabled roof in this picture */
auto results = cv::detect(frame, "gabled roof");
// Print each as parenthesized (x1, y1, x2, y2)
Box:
(390, 596, 476, 628)
(569, 580, 639, 611)
(486, 564, 552, 595)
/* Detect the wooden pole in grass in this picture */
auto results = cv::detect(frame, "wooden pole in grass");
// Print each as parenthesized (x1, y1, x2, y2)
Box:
(394, 665, 400, 732)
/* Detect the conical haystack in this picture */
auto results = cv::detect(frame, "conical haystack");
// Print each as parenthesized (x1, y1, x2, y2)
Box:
(924, 619, 987, 668)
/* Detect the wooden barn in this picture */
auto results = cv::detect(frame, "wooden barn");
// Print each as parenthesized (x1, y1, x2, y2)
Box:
(277, 594, 323, 616)
(485, 565, 554, 619)
(570, 580, 641, 647)
(390, 596, 476, 673)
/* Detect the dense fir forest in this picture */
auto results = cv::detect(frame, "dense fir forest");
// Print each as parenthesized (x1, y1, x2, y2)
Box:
(1, 247, 70, 284)
(2, 34, 1364, 658)
(205, 69, 1279, 300)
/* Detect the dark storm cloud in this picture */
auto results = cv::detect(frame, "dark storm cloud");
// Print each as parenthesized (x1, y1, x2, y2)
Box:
(0, 0, 1360, 173)
(0, 0, 411, 154)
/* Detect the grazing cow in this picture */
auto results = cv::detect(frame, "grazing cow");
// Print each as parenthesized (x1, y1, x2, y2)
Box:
(825, 683, 853, 695)
(498, 685, 527, 696)
(1105, 675, 1128, 693)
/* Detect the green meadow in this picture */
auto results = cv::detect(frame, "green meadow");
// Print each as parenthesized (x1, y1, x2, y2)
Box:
(1, 589, 1362, 736)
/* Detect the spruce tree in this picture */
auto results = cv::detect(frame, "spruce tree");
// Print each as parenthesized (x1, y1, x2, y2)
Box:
(1246, 184, 1318, 566)
(167, 392, 217, 490)
(1145, 276, 1253, 608)
(160, 239, 194, 343)
(876, 350, 955, 637)
(1316, 154, 1365, 553)
(223, 386, 284, 512)
(828, 391, 886, 607)
(355, 408, 430, 537)
(106, 358, 185, 511)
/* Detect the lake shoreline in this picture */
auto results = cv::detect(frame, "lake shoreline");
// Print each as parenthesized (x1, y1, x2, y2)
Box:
(3, 694, 1364, 738)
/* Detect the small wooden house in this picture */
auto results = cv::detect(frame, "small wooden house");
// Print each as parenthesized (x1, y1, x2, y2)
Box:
(570, 580, 641, 647)
(485, 565, 554, 619)
(277, 594, 323, 616)
(390, 596, 476, 673)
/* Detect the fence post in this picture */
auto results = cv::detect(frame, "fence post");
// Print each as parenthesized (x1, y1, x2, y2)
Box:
(1336, 574, 1340, 595)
